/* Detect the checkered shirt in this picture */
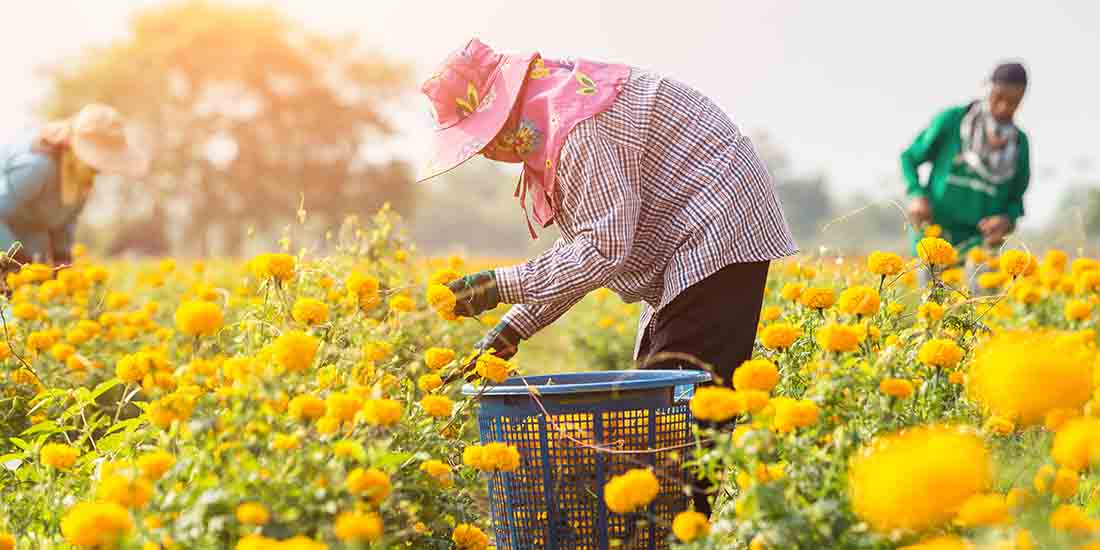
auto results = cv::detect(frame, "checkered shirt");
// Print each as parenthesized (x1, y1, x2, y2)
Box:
(495, 68, 797, 348)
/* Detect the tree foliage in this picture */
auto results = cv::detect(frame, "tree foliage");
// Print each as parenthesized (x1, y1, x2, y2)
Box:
(41, 0, 412, 255)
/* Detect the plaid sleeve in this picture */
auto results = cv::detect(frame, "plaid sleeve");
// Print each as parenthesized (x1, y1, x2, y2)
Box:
(495, 132, 641, 307)
(498, 297, 584, 339)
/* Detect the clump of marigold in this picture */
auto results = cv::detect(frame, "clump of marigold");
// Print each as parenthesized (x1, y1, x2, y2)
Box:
(360, 398, 403, 427)
(672, 511, 710, 542)
(334, 511, 383, 542)
(475, 353, 513, 383)
(427, 284, 458, 321)
(918, 302, 945, 321)
(346, 468, 392, 504)
(918, 338, 964, 369)
(136, 450, 175, 481)
(1051, 418, 1100, 471)
(291, 297, 329, 325)
(1065, 299, 1092, 322)
(999, 250, 1034, 277)
(40, 442, 79, 470)
(346, 272, 380, 311)
(236, 502, 270, 525)
(733, 359, 779, 392)
(604, 468, 660, 513)
(799, 287, 835, 310)
(779, 282, 804, 301)
(288, 394, 326, 421)
(420, 459, 454, 487)
(60, 501, 133, 548)
(837, 285, 881, 316)
(969, 331, 1094, 426)
(174, 300, 224, 337)
(880, 378, 914, 399)
(463, 442, 521, 472)
(420, 395, 454, 418)
(771, 397, 820, 433)
(848, 425, 991, 532)
(272, 330, 319, 373)
(759, 323, 800, 350)
(452, 524, 490, 550)
(250, 253, 296, 282)
(867, 251, 904, 276)
(815, 323, 865, 353)
(425, 347, 456, 370)
(954, 493, 1009, 527)
(917, 237, 958, 267)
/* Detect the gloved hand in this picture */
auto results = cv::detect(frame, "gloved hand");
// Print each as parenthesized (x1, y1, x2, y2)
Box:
(1, 250, 32, 269)
(445, 271, 501, 318)
(476, 321, 523, 360)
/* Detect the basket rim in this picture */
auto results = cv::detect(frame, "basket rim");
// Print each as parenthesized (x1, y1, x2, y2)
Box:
(460, 369, 712, 397)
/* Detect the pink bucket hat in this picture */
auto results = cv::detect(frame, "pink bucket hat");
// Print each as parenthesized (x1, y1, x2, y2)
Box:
(417, 39, 537, 182)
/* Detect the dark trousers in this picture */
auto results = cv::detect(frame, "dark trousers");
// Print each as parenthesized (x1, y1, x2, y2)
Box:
(636, 260, 770, 515)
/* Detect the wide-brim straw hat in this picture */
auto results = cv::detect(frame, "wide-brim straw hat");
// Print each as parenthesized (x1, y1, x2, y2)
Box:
(65, 104, 150, 178)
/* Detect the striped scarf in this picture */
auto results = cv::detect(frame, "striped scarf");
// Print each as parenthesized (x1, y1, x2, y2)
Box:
(957, 100, 1018, 184)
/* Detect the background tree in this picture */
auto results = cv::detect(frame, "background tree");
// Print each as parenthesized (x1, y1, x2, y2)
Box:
(40, 0, 411, 255)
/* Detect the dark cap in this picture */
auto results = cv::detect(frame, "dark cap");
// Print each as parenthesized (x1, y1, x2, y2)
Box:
(992, 62, 1028, 87)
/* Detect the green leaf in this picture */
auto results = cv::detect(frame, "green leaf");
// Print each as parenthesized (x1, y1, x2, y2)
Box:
(9, 437, 29, 451)
(91, 378, 122, 400)
(21, 420, 59, 437)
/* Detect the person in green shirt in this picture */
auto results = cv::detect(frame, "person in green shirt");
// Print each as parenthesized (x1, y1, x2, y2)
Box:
(902, 62, 1030, 260)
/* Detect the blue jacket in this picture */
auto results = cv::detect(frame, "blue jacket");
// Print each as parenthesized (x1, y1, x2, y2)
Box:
(0, 132, 87, 260)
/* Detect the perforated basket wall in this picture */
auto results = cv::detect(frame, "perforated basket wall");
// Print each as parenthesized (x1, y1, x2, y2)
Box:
(475, 387, 694, 550)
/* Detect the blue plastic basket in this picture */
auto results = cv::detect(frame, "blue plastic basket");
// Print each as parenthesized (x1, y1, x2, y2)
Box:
(461, 369, 712, 550)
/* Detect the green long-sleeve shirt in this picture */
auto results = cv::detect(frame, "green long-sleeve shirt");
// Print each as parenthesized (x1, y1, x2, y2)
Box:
(901, 103, 1030, 251)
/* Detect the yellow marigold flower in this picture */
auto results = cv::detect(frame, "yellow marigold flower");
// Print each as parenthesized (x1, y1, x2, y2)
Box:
(388, 294, 415, 313)
(999, 250, 1033, 277)
(885, 334, 901, 348)
(1006, 487, 1032, 511)
(1045, 408, 1080, 432)
(1033, 464, 1056, 494)
(978, 271, 1008, 289)
(1045, 249, 1069, 272)
(603, 468, 660, 514)
(452, 524, 489, 550)
(429, 268, 462, 286)
(98, 474, 153, 508)
(174, 300, 224, 337)
(759, 323, 800, 350)
(733, 359, 779, 392)
(60, 501, 133, 548)
(771, 397, 820, 433)
(1078, 270, 1100, 295)
(426, 284, 458, 321)
(899, 536, 968, 550)
(984, 416, 1015, 435)
(360, 398, 403, 427)
(475, 354, 513, 383)
(362, 341, 393, 362)
(1052, 467, 1079, 499)
(879, 378, 914, 399)
(917, 237, 958, 266)
(11, 301, 43, 321)
(848, 425, 991, 532)
(291, 298, 329, 325)
(334, 511, 383, 542)
(272, 330, 319, 373)
(272, 434, 301, 451)
(316, 415, 341, 435)
(1051, 418, 1100, 471)
(420, 395, 454, 418)
(779, 282, 804, 302)
(924, 224, 943, 238)
(326, 392, 363, 423)
(1050, 504, 1092, 534)
(420, 459, 454, 487)
(49, 342, 76, 361)
(760, 305, 781, 322)
(250, 253, 296, 282)
(815, 323, 864, 353)
(689, 387, 740, 422)
(966, 246, 988, 265)
(671, 510, 710, 542)
(917, 338, 964, 368)
(462, 442, 521, 472)
(0, 533, 13, 550)
(954, 493, 1009, 527)
(799, 287, 835, 309)
(332, 440, 363, 459)
(1066, 299, 1093, 321)
(424, 347, 456, 370)
(886, 302, 905, 316)
(136, 450, 175, 481)
(969, 332, 1094, 425)
(867, 251, 904, 276)
(918, 302, 945, 321)
(286, 396, 323, 420)
(837, 285, 880, 316)
(105, 291, 132, 310)
(1012, 283, 1041, 305)
(942, 267, 964, 286)
(26, 330, 58, 353)
(346, 271, 380, 296)
(418, 374, 444, 393)
(346, 468, 391, 504)
(40, 442, 79, 470)
(236, 502, 270, 525)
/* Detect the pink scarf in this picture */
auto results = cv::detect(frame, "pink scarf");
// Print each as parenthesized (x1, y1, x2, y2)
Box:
(484, 57, 630, 237)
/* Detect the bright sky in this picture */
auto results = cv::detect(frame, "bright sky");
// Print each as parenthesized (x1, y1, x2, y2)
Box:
(4, 1, 1097, 228)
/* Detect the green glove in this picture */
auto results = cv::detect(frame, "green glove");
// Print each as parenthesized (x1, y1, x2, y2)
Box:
(476, 321, 522, 360)
(445, 271, 500, 318)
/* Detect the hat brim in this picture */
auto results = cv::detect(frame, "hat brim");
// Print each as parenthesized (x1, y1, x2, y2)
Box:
(71, 133, 150, 179)
(416, 53, 536, 183)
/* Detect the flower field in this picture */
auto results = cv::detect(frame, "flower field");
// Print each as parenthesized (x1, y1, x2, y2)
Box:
(2, 209, 1100, 550)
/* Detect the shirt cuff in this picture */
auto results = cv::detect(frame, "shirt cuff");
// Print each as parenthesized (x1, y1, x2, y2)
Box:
(494, 265, 526, 304)
(500, 306, 541, 339)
